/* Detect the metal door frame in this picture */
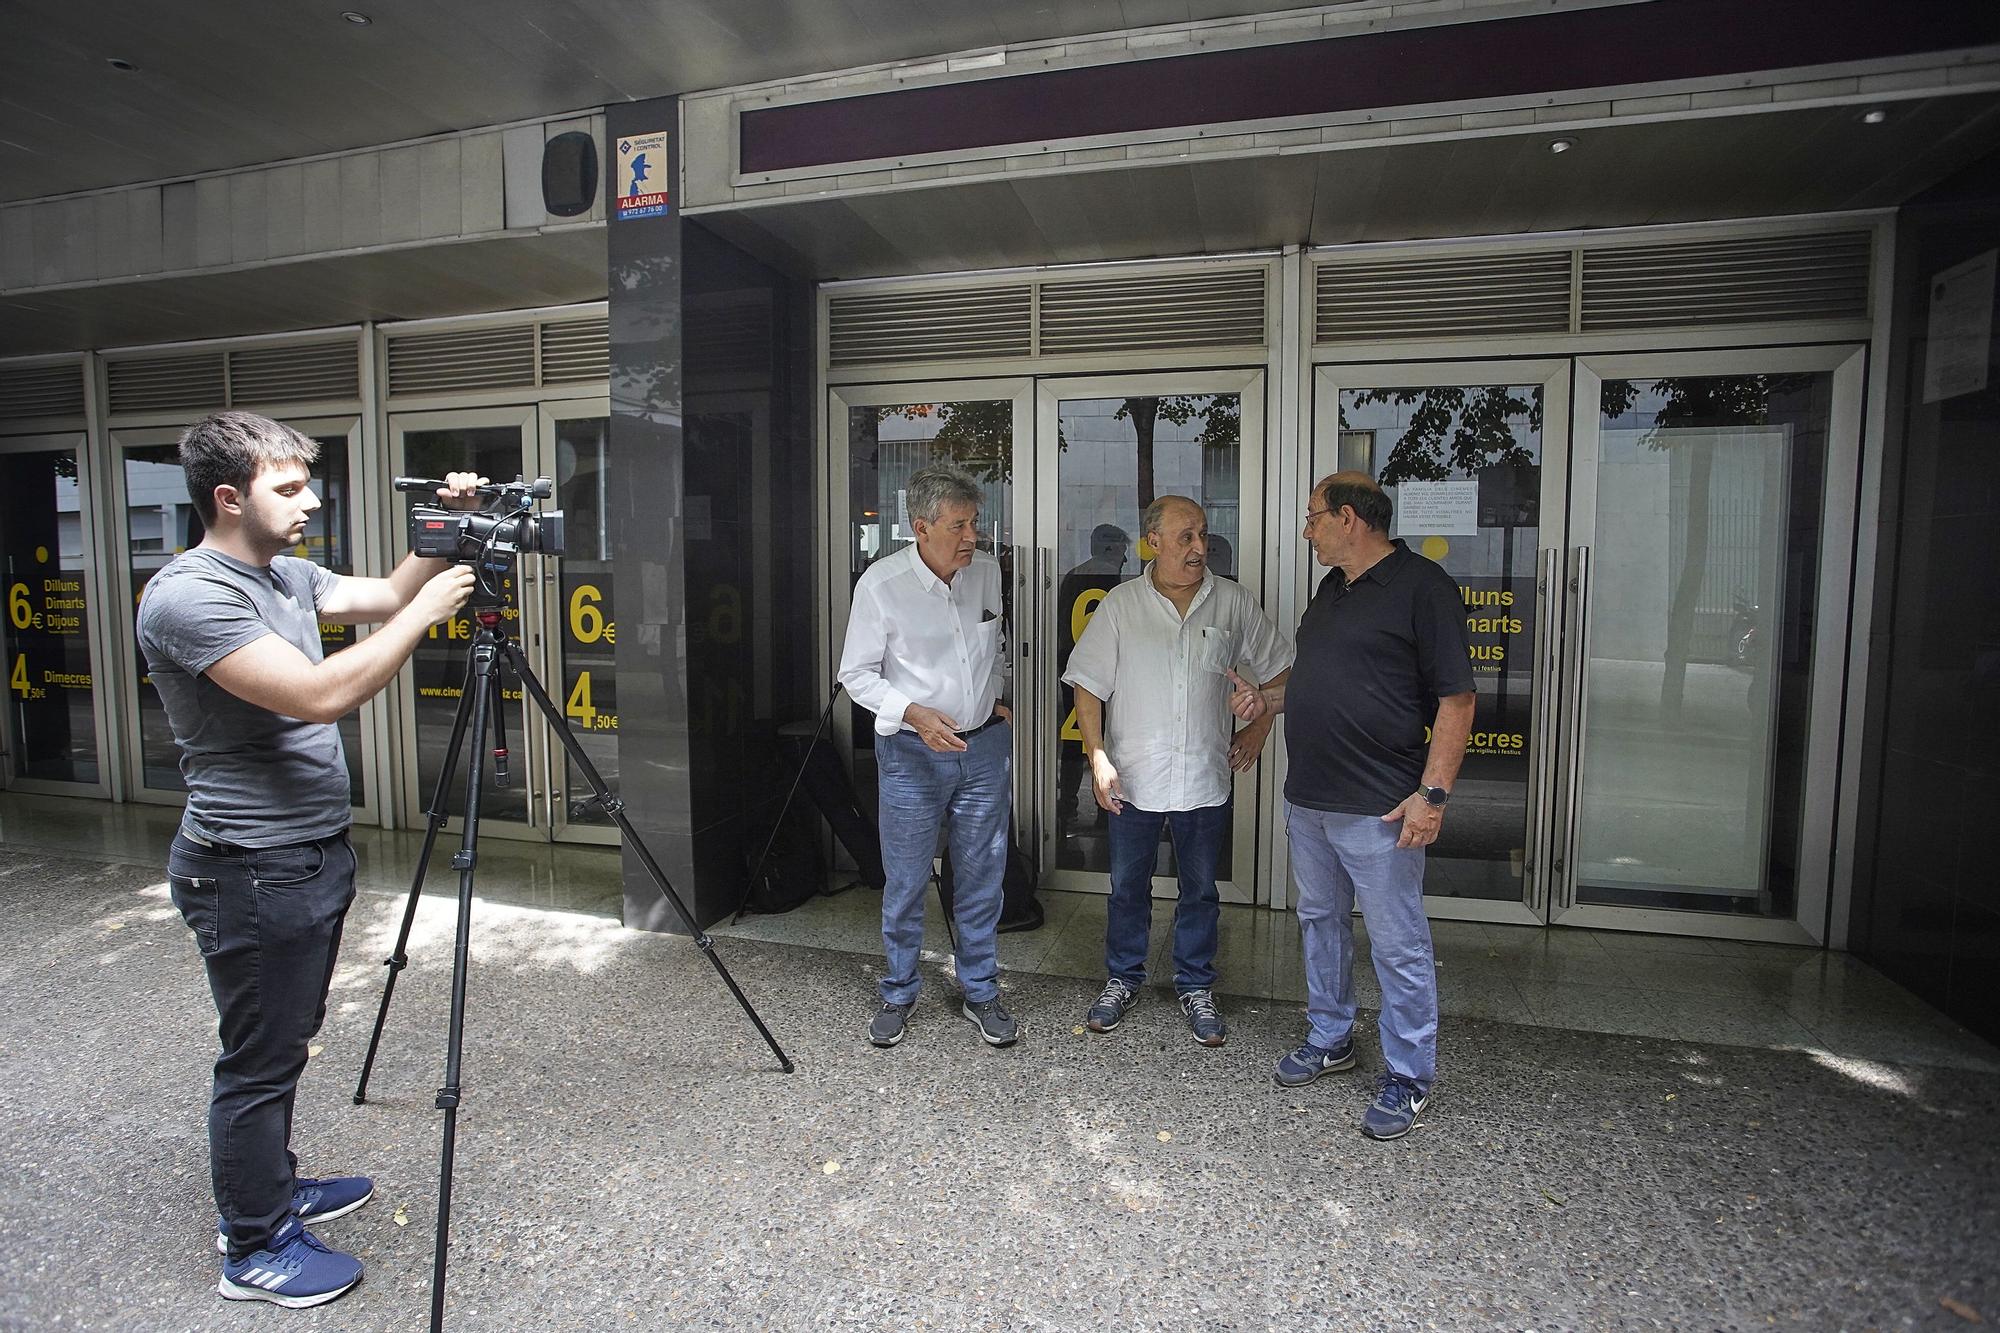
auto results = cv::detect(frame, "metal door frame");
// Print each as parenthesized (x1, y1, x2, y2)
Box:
(535, 396, 618, 846)
(1556, 344, 1865, 944)
(1033, 368, 1270, 903)
(822, 378, 1037, 859)
(385, 404, 544, 840)
(1304, 359, 1573, 926)
(0, 430, 114, 799)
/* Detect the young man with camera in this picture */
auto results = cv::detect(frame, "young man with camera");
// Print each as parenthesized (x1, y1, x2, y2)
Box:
(136, 410, 481, 1308)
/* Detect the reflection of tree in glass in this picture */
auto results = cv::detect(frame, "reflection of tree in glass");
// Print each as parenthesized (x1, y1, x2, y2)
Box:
(1601, 374, 1812, 717)
(879, 401, 1013, 483)
(881, 395, 1236, 508)
(1345, 386, 1541, 485)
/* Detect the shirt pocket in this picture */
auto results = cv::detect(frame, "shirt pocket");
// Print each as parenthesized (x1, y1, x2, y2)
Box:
(1195, 625, 1239, 676)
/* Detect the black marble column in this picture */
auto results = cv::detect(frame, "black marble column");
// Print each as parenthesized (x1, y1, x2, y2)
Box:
(605, 97, 815, 931)
(1852, 147, 2000, 1045)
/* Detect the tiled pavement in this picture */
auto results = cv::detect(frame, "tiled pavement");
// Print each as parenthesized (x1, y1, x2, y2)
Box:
(1, 815, 1996, 1331)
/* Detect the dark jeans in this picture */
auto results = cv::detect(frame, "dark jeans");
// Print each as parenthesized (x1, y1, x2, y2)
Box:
(1105, 801, 1228, 992)
(168, 829, 356, 1258)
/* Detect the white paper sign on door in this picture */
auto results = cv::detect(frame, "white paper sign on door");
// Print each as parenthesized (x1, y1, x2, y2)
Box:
(1395, 479, 1478, 536)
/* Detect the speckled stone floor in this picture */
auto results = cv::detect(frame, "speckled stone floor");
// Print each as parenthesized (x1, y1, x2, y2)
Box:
(1, 842, 1996, 1332)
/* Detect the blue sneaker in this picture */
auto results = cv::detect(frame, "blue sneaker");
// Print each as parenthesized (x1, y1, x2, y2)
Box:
(218, 1215, 363, 1308)
(1273, 1038, 1356, 1087)
(1361, 1072, 1431, 1141)
(217, 1175, 373, 1253)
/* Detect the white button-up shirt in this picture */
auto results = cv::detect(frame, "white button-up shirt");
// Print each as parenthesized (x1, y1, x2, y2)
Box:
(838, 543, 1007, 737)
(1062, 567, 1293, 811)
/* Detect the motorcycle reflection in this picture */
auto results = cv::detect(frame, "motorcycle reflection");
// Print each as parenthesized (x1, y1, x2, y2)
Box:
(1728, 596, 1760, 671)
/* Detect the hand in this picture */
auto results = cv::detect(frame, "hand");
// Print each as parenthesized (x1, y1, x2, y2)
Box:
(413, 564, 476, 626)
(1089, 752, 1126, 814)
(1227, 719, 1270, 773)
(437, 471, 489, 512)
(903, 703, 966, 753)
(993, 702, 1012, 725)
(1381, 791, 1445, 849)
(1225, 668, 1267, 722)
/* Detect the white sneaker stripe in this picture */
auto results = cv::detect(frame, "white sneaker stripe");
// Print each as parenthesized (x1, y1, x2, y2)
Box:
(263, 1272, 292, 1290)
(237, 1268, 266, 1285)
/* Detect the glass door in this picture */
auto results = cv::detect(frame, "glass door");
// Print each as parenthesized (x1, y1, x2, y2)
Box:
(0, 432, 109, 795)
(112, 419, 377, 821)
(1309, 362, 1571, 924)
(1036, 371, 1267, 902)
(1556, 348, 1863, 942)
(390, 404, 613, 845)
(825, 380, 1035, 865)
(537, 400, 617, 845)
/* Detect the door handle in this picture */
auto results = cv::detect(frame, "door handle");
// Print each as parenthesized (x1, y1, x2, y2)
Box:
(1556, 544, 1592, 911)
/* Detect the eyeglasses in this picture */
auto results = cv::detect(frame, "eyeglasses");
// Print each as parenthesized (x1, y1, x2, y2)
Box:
(1304, 507, 1334, 525)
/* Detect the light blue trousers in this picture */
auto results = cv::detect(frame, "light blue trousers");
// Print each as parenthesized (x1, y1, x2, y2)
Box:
(875, 722, 1011, 1006)
(1285, 801, 1438, 1092)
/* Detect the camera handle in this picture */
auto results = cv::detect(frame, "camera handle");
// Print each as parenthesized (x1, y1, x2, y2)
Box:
(352, 611, 792, 1333)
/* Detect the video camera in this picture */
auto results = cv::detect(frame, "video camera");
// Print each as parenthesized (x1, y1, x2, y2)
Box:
(394, 476, 566, 607)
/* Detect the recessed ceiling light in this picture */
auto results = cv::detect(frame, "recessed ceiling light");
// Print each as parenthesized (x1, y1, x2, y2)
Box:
(1860, 107, 1888, 125)
(340, 10, 372, 23)
(1548, 138, 1575, 154)
(106, 58, 137, 71)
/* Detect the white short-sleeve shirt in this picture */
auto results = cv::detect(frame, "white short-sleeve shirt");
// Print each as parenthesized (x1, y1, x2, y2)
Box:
(1061, 567, 1293, 811)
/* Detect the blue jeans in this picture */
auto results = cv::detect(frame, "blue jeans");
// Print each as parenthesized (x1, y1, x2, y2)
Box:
(1105, 801, 1228, 992)
(1284, 802, 1437, 1092)
(167, 830, 357, 1258)
(875, 721, 1011, 1005)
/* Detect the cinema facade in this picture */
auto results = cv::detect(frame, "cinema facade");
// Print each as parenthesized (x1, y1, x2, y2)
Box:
(2, 0, 1996, 1038)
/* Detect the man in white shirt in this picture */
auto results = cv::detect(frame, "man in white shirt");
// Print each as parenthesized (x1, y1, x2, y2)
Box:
(838, 465, 1017, 1050)
(1062, 496, 1292, 1046)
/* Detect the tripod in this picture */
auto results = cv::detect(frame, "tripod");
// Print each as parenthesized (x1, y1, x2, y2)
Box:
(353, 602, 793, 1332)
(730, 684, 960, 956)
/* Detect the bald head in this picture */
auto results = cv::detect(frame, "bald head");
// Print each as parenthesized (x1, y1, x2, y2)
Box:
(1315, 471, 1392, 532)
(1141, 494, 1204, 545)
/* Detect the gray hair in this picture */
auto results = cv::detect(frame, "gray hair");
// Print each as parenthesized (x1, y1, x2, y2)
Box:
(1141, 495, 1204, 543)
(905, 465, 982, 524)
(179, 410, 319, 524)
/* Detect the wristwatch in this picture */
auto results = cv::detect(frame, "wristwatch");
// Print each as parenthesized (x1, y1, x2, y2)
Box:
(1418, 784, 1450, 808)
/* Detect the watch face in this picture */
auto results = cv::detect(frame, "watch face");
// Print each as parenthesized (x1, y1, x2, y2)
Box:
(1422, 785, 1448, 806)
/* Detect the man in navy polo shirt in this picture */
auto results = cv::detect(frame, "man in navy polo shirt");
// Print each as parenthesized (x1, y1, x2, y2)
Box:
(1230, 471, 1474, 1140)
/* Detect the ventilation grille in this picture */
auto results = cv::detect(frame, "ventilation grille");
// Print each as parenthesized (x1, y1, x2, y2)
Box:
(387, 326, 536, 396)
(1039, 269, 1266, 356)
(1580, 231, 1871, 330)
(1316, 252, 1572, 343)
(107, 353, 228, 415)
(386, 319, 608, 396)
(0, 362, 86, 421)
(828, 284, 1031, 368)
(540, 318, 609, 385)
(228, 342, 360, 406)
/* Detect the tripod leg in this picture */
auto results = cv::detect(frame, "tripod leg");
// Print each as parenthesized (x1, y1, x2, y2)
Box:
(429, 636, 501, 1333)
(503, 639, 794, 1074)
(733, 683, 839, 924)
(354, 648, 479, 1106)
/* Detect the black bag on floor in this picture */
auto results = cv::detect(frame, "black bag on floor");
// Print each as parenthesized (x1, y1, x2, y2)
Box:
(938, 839, 1045, 934)
(789, 730, 886, 892)
(739, 801, 826, 916)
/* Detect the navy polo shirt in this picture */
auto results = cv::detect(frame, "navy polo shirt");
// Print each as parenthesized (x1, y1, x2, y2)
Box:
(1284, 539, 1476, 816)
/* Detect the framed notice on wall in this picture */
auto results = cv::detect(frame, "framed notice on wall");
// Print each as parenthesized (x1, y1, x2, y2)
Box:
(1922, 248, 1995, 404)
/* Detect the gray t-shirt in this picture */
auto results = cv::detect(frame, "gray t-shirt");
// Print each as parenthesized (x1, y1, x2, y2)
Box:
(136, 548, 351, 848)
